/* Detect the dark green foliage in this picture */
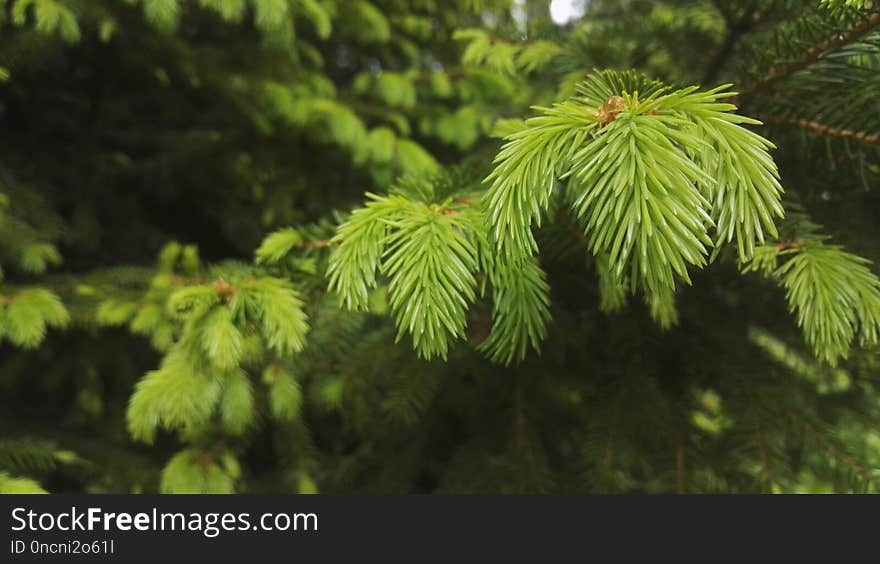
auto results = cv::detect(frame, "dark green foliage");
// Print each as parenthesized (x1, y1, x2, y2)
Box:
(3, 0, 880, 494)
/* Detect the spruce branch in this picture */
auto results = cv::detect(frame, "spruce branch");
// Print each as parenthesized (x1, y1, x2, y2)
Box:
(596, 253, 628, 313)
(255, 228, 304, 265)
(820, 0, 878, 13)
(754, 114, 880, 146)
(0, 471, 47, 494)
(0, 288, 69, 348)
(486, 70, 783, 295)
(483, 98, 597, 263)
(776, 244, 880, 365)
(329, 192, 483, 360)
(160, 447, 240, 494)
(740, 10, 880, 101)
(124, 248, 310, 446)
(329, 173, 550, 363)
(746, 241, 880, 365)
(328, 180, 488, 360)
(478, 254, 551, 365)
(775, 398, 877, 490)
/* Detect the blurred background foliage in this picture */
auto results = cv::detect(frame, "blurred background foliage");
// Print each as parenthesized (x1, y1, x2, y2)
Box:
(2, 0, 880, 493)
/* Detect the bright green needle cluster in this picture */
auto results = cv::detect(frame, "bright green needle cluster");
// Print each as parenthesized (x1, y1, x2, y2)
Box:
(746, 241, 880, 365)
(126, 266, 309, 444)
(485, 70, 784, 294)
(328, 173, 550, 363)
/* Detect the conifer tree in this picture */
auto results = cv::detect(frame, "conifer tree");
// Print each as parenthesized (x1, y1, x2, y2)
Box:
(2, 0, 880, 493)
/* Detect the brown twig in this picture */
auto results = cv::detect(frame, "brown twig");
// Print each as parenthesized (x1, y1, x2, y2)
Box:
(556, 209, 589, 248)
(742, 375, 777, 492)
(752, 114, 880, 146)
(739, 11, 880, 103)
(307, 239, 333, 249)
